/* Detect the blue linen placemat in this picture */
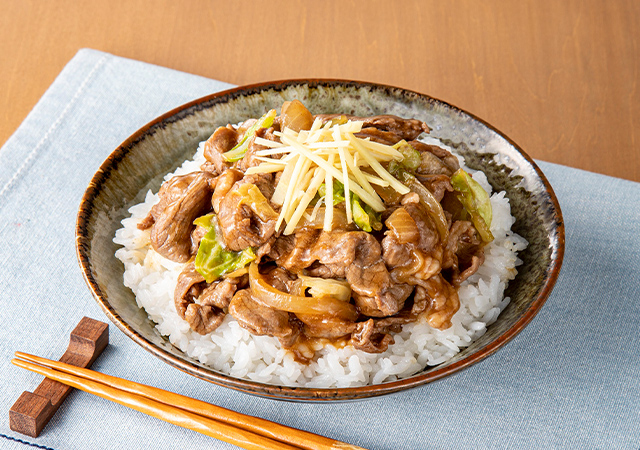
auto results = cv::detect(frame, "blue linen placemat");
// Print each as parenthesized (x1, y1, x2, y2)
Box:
(0, 49, 638, 450)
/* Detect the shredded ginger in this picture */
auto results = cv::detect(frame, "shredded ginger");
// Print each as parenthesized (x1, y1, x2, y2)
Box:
(245, 118, 411, 234)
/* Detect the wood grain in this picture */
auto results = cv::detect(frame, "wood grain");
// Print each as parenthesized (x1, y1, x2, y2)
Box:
(1, 0, 638, 181)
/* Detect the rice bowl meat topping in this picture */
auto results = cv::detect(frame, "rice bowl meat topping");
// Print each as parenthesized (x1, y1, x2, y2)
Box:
(114, 101, 527, 387)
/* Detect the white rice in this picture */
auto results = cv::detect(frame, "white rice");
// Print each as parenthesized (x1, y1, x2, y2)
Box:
(113, 140, 527, 388)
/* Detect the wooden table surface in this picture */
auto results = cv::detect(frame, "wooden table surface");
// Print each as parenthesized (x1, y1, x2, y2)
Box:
(2, 1, 638, 182)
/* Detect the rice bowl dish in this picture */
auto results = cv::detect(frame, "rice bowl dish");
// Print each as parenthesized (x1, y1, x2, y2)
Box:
(112, 103, 528, 388)
(76, 80, 564, 402)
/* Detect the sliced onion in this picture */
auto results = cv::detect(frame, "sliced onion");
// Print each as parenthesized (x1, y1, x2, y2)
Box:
(249, 263, 358, 320)
(406, 177, 449, 242)
(372, 183, 403, 205)
(280, 100, 314, 133)
(385, 207, 420, 244)
(296, 207, 352, 230)
(235, 184, 279, 222)
(298, 275, 352, 301)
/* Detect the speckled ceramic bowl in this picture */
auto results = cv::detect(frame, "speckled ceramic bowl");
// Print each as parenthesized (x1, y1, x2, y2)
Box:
(76, 80, 564, 401)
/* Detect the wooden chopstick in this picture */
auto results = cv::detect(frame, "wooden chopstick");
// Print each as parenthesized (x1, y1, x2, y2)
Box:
(12, 358, 297, 450)
(13, 352, 366, 450)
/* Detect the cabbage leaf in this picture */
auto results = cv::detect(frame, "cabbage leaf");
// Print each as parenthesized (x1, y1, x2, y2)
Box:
(450, 169, 494, 243)
(351, 194, 382, 232)
(222, 109, 277, 162)
(194, 214, 256, 283)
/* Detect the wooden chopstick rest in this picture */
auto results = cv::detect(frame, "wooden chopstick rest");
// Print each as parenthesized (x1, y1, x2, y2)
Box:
(9, 316, 109, 437)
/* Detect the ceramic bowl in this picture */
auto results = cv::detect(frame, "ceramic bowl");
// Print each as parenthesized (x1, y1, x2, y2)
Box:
(76, 80, 564, 401)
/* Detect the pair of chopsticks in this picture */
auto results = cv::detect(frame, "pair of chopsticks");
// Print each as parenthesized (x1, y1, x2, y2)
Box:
(12, 352, 366, 450)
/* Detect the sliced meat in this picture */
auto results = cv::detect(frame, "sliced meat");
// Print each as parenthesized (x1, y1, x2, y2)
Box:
(335, 231, 412, 316)
(254, 235, 278, 262)
(217, 173, 278, 251)
(143, 172, 215, 262)
(272, 229, 321, 273)
(202, 125, 238, 175)
(262, 266, 297, 291)
(381, 233, 412, 269)
(307, 231, 381, 277)
(410, 140, 460, 176)
(350, 297, 435, 352)
(200, 277, 239, 309)
(360, 115, 430, 139)
(174, 262, 206, 319)
(442, 220, 485, 285)
(405, 203, 441, 254)
(243, 172, 276, 199)
(276, 230, 412, 317)
(350, 319, 395, 353)
(265, 233, 295, 262)
(355, 127, 402, 145)
(316, 114, 430, 141)
(305, 260, 347, 279)
(297, 314, 357, 340)
(138, 171, 214, 230)
(137, 212, 155, 230)
(414, 174, 454, 202)
(382, 204, 443, 284)
(201, 119, 263, 175)
(190, 223, 208, 256)
(229, 289, 300, 347)
(211, 169, 243, 214)
(174, 263, 239, 334)
(234, 126, 281, 172)
(186, 278, 238, 334)
(349, 262, 414, 317)
(414, 274, 460, 329)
